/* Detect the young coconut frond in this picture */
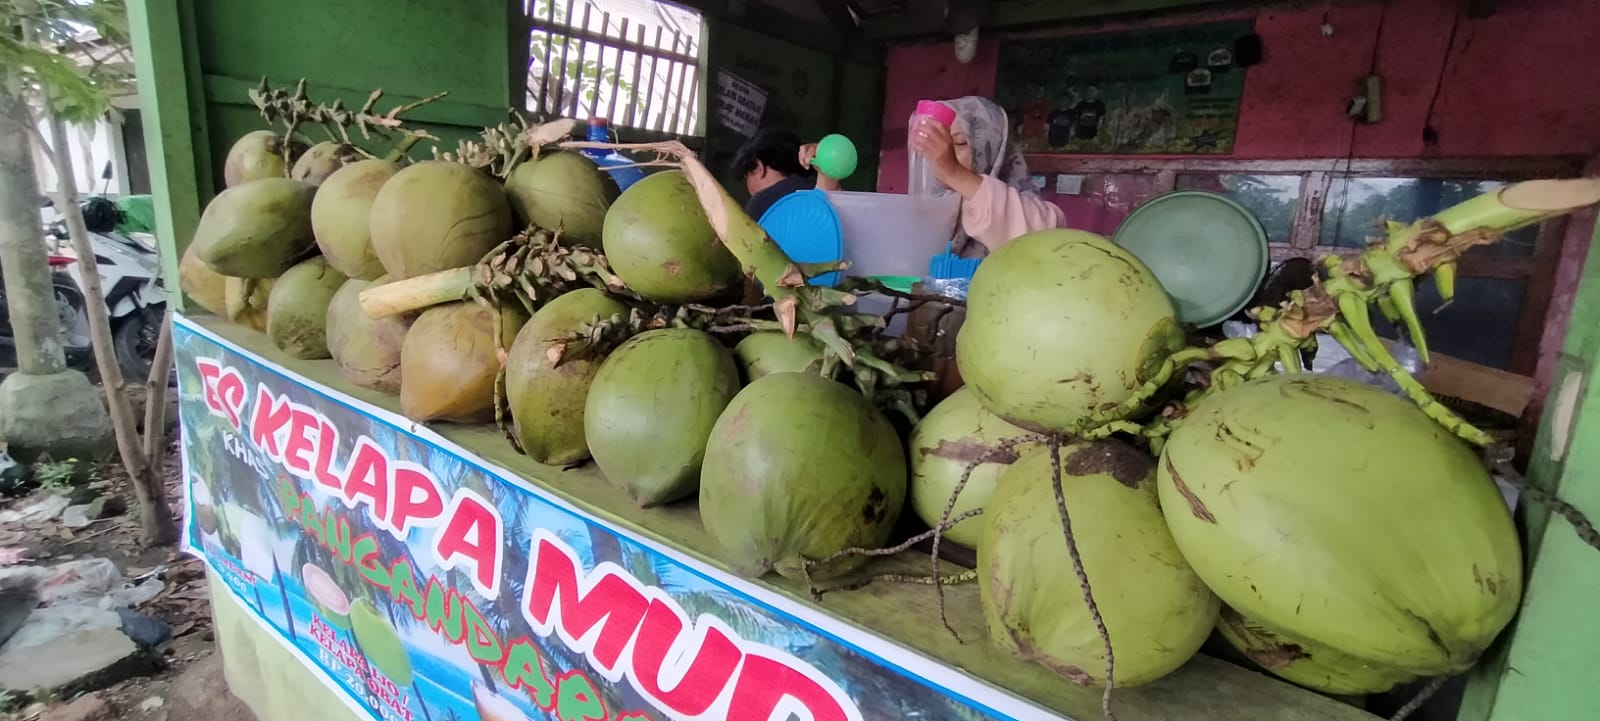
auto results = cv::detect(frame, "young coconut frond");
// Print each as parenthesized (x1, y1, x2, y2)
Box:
(356, 226, 633, 320)
(435, 115, 576, 178)
(249, 77, 445, 162)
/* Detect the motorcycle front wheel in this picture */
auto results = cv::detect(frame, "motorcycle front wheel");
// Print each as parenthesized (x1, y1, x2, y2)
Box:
(113, 305, 166, 382)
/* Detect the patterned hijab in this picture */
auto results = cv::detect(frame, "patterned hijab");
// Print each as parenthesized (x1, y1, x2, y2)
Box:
(915, 96, 1035, 255)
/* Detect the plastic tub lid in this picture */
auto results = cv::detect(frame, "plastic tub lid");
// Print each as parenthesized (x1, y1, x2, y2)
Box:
(757, 189, 844, 287)
(871, 275, 918, 293)
(1112, 190, 1269, 327)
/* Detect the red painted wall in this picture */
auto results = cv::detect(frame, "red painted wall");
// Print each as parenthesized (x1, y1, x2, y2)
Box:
(877, 0, 1600, 191)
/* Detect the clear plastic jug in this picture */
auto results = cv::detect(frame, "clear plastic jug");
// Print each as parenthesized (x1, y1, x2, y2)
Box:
(907, 99, 957, 197)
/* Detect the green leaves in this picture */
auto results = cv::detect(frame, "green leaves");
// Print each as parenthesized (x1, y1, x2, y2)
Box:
(0, 0, 132, 123)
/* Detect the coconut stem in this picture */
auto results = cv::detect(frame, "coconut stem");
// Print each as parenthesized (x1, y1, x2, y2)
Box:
(800, 510, 986, 600)
(930, 432, 1050, 638)
(1048, 437, 1117, 721)
(1487, 451, 1600, 552)
(359, 268, 475, 319)
(1388, 676, 1449, 721)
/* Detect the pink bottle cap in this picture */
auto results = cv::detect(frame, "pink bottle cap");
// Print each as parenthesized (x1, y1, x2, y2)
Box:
(915, 99, 957, 127)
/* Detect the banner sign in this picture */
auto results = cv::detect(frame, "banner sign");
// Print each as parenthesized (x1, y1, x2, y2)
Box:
(174, 316, 1057, 721)
(995, 20, 1254, 154)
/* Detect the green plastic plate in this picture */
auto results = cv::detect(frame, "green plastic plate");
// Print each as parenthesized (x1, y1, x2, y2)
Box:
(1113, 190, 1269, 327)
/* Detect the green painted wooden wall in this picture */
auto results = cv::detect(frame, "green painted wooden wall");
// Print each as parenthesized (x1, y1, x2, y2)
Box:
(1459, 211, 1600, 720)
(128, 0, 518, 309)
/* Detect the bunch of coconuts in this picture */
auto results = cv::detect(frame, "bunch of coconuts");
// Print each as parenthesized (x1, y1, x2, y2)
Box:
(188, 118, 914, 594)
(898, 227, 1524, 701)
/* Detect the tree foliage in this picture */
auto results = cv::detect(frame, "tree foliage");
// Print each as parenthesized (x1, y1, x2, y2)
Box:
(1, 0, 131, 123)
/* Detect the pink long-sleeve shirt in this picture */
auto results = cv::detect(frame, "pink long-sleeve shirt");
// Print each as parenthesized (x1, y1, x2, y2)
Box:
(961, 175, 1068, 253)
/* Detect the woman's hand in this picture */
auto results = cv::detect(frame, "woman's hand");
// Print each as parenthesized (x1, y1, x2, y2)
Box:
(910, 118, 981, 198)
(799, 142, 841, 191)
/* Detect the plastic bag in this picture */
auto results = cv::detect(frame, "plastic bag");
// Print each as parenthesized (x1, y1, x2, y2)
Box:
(921, 277, 969, 300)
(1320, 337, 1420, 397)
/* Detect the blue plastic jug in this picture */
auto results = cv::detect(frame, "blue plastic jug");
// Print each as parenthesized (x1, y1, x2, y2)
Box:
(582, 118, 646, 191)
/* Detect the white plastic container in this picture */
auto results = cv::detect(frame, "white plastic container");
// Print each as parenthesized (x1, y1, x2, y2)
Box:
(822, 190, 961, 278)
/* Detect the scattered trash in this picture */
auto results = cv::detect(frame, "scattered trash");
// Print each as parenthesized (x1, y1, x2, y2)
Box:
(0, 494, 71, 524)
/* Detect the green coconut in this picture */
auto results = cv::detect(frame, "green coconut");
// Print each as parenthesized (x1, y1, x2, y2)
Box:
(908, 386, 1036, 548)
(302, 562, 353, 631)
(350, 598, 413, 684)
(266, 257, 347, 359)
(980, 440, 1217, 687)
(400, 301, 526, 423)
(1158, 374, 1522, 676)
(1216, 606, 1418, 695)
(505, 151, 617, 248)
(192, 177, 319, 277)
(369, 161, 513, 279)
(179, 244, 228, 316)
(700, 372, 906, 581)
(225, 276, 276, 332)
(326, 276, 412, 393)
(292, 141, 364, 185)
(311, 159, 398, 280)
(601, 170, 740, 303)
(732, 332, 825, 382)
(956, 229, 1182, 433)
(223, 130, 303, 187)
(504, 289, 629, 466)
(586, 329, 740, 506)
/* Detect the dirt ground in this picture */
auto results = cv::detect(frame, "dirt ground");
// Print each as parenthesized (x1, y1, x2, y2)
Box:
(1, 418, 255, 721)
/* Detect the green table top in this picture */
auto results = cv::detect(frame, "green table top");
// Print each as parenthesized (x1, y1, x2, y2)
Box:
(192, 315, 1378, 721)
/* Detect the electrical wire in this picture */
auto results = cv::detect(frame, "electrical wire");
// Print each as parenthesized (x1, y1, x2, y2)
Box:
(1329, 0, 1390, 248)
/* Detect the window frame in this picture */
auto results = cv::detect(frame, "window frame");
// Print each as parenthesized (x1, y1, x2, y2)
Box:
(1025, 154, 1588, 375)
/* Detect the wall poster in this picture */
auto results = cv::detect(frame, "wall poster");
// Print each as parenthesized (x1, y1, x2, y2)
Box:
(996, 20, 1255, 154)
(715, 70, 767, 138)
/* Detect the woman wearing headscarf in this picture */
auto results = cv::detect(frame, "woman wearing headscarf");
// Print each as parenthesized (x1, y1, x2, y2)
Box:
(909, 96, 1066, 255)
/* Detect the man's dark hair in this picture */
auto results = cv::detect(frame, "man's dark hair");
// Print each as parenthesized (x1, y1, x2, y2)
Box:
(730, 128, 810, 179)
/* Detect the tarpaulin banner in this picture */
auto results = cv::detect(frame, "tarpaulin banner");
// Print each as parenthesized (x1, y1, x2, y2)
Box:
(174, 315, 1056, 721)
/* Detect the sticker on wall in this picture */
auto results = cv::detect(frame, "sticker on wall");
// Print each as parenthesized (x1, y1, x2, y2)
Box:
(716, 70, 768, 138)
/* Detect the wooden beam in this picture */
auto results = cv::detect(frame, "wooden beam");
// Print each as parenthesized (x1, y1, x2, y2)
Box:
(814, 0, 859, 35)
(861, 0, 1227, 39)
(1024, 154, 1587, 180)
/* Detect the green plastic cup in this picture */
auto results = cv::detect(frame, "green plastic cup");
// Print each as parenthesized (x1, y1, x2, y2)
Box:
(812, 134, 858, 180)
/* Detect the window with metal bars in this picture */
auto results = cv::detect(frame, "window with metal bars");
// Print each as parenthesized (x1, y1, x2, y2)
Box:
(524, 0, 704, 137)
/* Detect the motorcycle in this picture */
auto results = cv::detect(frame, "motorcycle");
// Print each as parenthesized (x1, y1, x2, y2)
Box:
(50, 196, 168, 381)
(0, 194, 166, 380)
(0, 250, 96, 370)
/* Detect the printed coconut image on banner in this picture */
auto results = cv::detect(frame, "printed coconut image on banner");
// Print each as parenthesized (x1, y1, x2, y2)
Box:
(174, 316, 1049, 721)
